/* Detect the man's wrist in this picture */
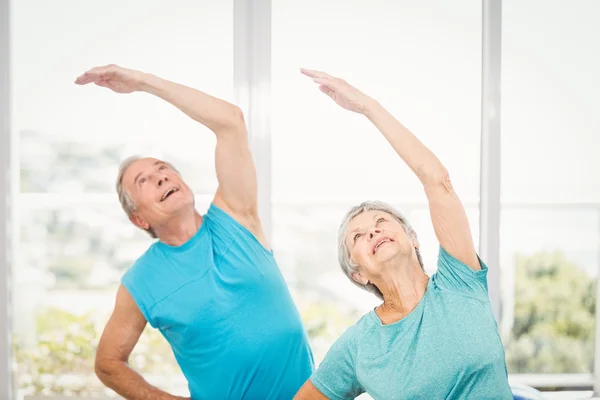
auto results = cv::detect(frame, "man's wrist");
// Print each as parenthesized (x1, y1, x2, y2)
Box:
(361, 96, 380, 119)
(138, 72, 160, 93)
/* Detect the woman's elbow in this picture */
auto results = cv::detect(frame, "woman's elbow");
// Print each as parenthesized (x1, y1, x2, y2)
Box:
(420, 166, 452, 190)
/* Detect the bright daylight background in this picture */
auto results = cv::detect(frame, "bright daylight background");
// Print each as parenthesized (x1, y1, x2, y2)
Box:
(7, 0, 600, 398)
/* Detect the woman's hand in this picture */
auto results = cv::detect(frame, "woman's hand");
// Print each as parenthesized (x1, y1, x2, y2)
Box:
(301, 68, 372, 114)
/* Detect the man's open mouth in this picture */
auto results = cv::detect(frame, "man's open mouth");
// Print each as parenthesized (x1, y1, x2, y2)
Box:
(161, 187, 179, 201)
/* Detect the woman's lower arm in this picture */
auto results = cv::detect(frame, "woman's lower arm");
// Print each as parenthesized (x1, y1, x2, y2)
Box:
(362, 99, 447, 185)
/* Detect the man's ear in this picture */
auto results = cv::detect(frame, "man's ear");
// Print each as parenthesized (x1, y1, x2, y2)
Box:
(130, 213, 150, 231)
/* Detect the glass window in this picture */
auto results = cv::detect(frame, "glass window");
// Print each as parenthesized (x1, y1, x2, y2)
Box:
(272, 0, 482, 364)
(500, 0, 600, 374)
(11, 0, 233, 396)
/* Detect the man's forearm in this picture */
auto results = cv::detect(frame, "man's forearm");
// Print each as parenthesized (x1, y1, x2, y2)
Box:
(139, 73, 244, 135)
(96, 360, 188, 400)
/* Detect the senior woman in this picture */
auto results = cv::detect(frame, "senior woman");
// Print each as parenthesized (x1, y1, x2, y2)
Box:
(294, 69, 512, 400)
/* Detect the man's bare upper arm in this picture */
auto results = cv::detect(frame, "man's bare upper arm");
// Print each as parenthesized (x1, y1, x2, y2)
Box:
(212, 123, 258, 219)
(212, 126, 271, 250)
(96, 284, 147, 365)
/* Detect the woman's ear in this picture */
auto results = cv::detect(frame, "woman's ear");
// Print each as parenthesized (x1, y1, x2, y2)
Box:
(411, 237, 419, 249)
(351, 271, 369, 286)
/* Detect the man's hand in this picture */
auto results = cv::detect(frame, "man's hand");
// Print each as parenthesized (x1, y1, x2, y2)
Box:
(96, 285, 190, 400)
(300, 68, 373, 114)
(76, 63, 266, 247)
(75, 64, 147, 94)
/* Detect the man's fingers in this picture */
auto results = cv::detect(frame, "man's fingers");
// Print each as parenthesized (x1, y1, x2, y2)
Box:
(300, 68, 332, 79)
(312, 77, 340, 91)
(75, 73, 107, 85)
(88, 64, 117, 75)
(75, 64, 118, 84)
(319, 85, 337, 102)
(319, 85, 334, 96)
(75, 72, 103, 85)
(74, 75, 95, 85)
(94, 80, 112, 88)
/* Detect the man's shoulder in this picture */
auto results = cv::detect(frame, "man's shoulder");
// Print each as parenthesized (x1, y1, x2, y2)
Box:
(122, 242, 164, 281)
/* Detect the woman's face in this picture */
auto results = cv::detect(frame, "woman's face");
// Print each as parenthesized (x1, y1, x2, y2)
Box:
(345, 210, 417, 284)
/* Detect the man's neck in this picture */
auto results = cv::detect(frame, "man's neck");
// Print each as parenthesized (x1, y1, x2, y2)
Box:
(156, 211, 203, 247)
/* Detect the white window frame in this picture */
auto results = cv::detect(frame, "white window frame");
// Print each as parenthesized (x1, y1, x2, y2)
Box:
(234, 0, 272, 240)
(0, 0, 13, 397)
(480, 0, 502, 323)
(481, 0, 598, 392)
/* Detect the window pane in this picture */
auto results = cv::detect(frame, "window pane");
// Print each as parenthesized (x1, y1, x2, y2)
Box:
(501, 0, 600, 374)
(14, 198, 214, 397)
(15, 203, 178, 396)
(272, 0, 482, 203)
(11, 0, 232, 396)
(272, 0, 482, 365)
(19, 132, 218, 195)
(12, 0, 233, 194)
(500, 208, 598, 374)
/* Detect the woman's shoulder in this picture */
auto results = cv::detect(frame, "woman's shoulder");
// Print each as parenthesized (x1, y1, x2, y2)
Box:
(336, 310, 379, 348)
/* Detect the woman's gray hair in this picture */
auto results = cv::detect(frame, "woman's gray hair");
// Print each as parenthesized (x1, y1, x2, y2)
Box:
(116, 155, 180, 239)
(337, 200, 423, 300)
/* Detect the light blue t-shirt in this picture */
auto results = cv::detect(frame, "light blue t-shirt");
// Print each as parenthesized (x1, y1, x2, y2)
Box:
(310, 246, 512, 400)
(122, 204, 314, 400)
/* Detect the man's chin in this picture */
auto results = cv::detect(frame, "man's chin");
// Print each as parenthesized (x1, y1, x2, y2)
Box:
(166, 201, 194, 214)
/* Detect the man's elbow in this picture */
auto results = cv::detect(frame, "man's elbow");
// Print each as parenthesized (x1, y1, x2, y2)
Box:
(230, 105, 245, 125)
(95, 356, 123, 384)
(95, 357, 110, 380)
(216, 106, 247, 138)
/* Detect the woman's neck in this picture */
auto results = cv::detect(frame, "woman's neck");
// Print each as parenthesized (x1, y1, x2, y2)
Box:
(375, 267, 429, 325)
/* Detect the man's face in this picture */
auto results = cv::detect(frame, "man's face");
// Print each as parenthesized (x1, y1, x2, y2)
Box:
(122, 158, 194, 232)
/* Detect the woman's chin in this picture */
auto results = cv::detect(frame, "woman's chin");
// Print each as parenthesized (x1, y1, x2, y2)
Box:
(377, 247, 413, 265)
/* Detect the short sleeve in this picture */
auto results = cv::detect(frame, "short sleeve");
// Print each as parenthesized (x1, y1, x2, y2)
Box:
(432, 245, 489, 302)
(310, 332, 364, 400)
